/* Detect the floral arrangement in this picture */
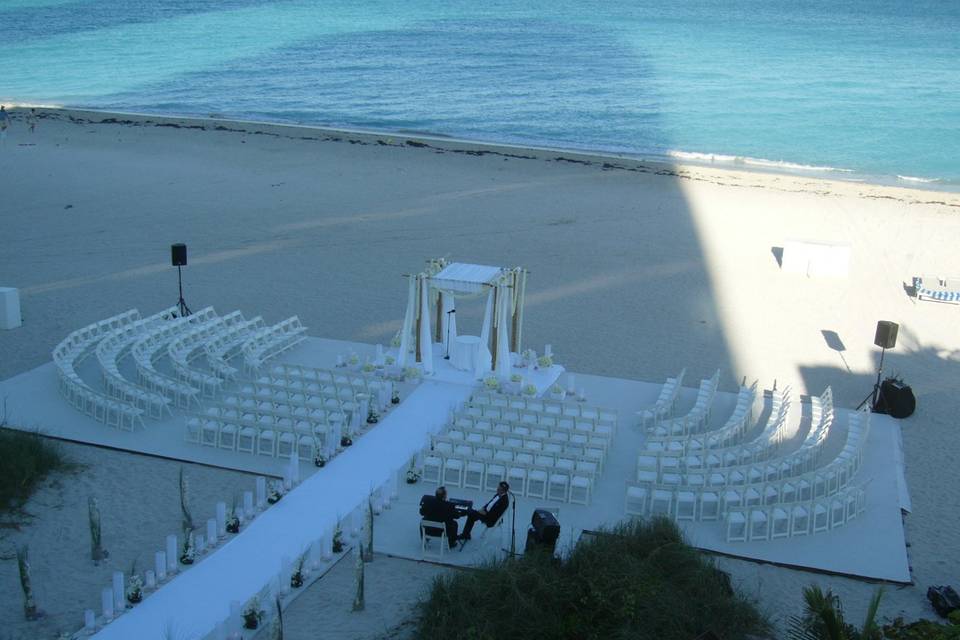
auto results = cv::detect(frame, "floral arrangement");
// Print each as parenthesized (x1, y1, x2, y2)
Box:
(391, 388, 400, 404)
(403, 366, 422, 380)
(522, 384, 538, 396)
(291, 552, 307, 588)
(405, 457, 421, 484)
(226, 494, 240, 534)
(510, 373, 522, 383)
(314, 451, 327, 468)
(550, 383, 564, 394)
(385, 355, 396, 366)
(538, 355, 553, 368)
(390, 331, 402, 348)
(348, 353, 360, 366)
(126, 574, 143, 604)
(362, 362, 375, 373)
(179, 532, 196, 565)
(267, 481, 285, 505)
(242, 596, 264, 630)
(367, 404, 380, 424)
(483, 376, 500, 390)
(332, 523, 344, 553)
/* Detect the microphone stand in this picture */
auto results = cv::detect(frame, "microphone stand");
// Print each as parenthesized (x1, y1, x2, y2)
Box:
(443, 309, 455, 360)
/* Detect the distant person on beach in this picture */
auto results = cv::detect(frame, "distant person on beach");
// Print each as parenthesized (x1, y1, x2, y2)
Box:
(0, 106, 9, 145)
(27, 108, 37, 133)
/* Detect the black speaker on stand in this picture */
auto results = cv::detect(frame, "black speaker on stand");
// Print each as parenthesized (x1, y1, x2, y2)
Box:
(171, 243, 192, 317)
(858, 321, 900, 413)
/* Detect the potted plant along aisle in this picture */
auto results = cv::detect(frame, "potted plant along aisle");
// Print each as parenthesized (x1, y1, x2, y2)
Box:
(483, 376, 500, 393)
(522, 383, 538, 397)
(507, 373, 522, 395)
(549, 383, 565, 401)
(242, 596, 264, 630)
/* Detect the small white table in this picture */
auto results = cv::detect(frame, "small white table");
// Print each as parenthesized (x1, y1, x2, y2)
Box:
(452, 335, 483, 372)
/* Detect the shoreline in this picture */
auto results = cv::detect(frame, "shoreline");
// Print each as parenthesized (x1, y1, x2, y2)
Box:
(7, 105, 960, 205)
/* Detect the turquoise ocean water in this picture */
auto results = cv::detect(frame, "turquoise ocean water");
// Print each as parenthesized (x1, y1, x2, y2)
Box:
(2, 0, 958, 187)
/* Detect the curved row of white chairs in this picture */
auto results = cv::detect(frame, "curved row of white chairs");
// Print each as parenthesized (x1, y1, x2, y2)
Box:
(643, 386, 791, 465)
(242, 316, 307, 373)
(646, 382, 757, 450)
(637, 387, 831, 483)
(94, 308, 189, 419)
(167, 311, 253, 397)
(53, 308, 172, 430)
(132, 308, 219, 408)
(235, 378, 356, 414)
(204, 320, 265, 380)
(636, 369, 686, 428)
(648, 369, 720, 437)
(266, 363, 388, 400)
(724, 486, 866, 542)
(627, 409, 868, 526)
(469, 392, 619, 426)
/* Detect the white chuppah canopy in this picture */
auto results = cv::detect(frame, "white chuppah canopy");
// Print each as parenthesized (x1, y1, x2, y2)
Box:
(395, 259, 527, 378)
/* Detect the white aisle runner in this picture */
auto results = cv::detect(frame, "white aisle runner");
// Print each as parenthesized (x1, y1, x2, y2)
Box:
(93, 380, 471, 640)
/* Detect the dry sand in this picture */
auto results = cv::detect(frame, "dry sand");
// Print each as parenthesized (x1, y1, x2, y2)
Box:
(1, 107, 959, 636)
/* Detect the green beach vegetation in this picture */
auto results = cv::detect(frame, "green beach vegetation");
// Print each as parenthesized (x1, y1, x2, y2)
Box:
(0, 419, 71, 517)
(416, 517, 769, 640)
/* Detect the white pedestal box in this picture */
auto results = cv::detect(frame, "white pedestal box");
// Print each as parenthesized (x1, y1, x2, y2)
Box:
(84, 608, 96, 630)
(0, 287, 21, 330)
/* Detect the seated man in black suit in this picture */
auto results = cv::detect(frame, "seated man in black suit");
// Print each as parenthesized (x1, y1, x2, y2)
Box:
(419, 486, 460, 549)
(459, 481, 510, 541)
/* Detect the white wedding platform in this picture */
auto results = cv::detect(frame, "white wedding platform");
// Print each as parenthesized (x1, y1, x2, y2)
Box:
(0, 260, 913, 640)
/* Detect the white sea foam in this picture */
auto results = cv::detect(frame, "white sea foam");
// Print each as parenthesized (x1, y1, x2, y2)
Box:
(897, 175, 940, 184)
(667, 150, 853, 173)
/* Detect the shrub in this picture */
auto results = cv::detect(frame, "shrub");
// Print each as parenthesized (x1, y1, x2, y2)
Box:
(416, 517, 768, 640)
(0, 427, 70, 514)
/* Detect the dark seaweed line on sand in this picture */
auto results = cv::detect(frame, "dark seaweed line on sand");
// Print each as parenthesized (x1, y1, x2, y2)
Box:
(48, 111, 960, 209)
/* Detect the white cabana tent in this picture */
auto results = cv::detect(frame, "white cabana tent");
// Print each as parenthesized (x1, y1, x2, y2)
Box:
(396, 259, 527, 378)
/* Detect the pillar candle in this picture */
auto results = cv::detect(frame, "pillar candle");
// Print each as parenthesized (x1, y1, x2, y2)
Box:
(84, 609, 96, 630)
(216, 501, 227, 536)
(244, 490, 254, 518)
(566, 373, 575, 393)
(207, 518, 218, 547)
(255, 477, 266, 508)
(145, 570, 156, 589)
(112, 572, 125, 610)
(155, 551, 167, 581)
(166, 534, 178, 573)
(101, 587, 114, 620)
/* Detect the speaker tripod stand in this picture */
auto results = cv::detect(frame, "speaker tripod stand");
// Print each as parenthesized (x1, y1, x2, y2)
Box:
(174, 264, 192, 317)
(857, 345, 887, 412)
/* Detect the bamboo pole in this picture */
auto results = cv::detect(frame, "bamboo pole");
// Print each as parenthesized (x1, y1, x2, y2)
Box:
(490, 286, 500, 371)
(415, 275, 422, 363)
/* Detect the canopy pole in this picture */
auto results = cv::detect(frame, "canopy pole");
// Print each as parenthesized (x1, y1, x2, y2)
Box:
(491, 285, 500, 371)
(414, 275, 422, 363)
(510, 269, 526, 353)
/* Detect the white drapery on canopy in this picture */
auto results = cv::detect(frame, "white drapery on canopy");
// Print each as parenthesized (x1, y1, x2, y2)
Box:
(395, 260, 527, 377)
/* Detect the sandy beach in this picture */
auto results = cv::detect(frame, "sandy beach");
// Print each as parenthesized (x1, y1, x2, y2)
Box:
(1, 107, 958, 636)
